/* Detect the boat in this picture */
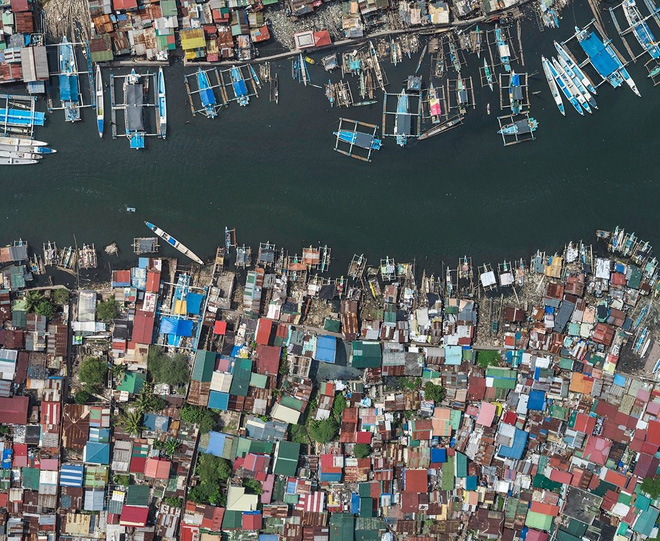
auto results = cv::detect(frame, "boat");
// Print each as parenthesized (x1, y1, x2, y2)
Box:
(59, 37, 81, 122)
(484, 58, 494, 91)
(325, 80, 335, 107)
(95, 64, 104, 138)
(498, 117, 539, 135)
(144, 221, 204, 265)
(623, 0, 660, 59)
(157, 67, 167, 138)
(509, 70, 522, 114)
(124, 69, 146, 149)
(0, 136, 48, 147)
(487, 103, 491, 115)
(475, 25, 482, 58)
(0, 150, 42, 160)
(576, 25, 641, 96)
(648, 63, 660, 77)
(419, 116, 463, 140)
(304, 56, 315, 64)
(394, 90, 411, 147)
(428, 83, 442, 123)
(554, 41, 597, 94)
(541, 56, 565, 116)
(353, 100, 377, 106)
(0, 156, 38, 165)
(249, 65, 262, 89)
(333, 129, 382, 151)
(546, 57, 583, 115)
(556, 55, 597, 109)
(231, 65, 250, 106)
(457, 77, 468, 113)
(196, 68, 219, 118)
(495, 26, 511, 72)
(415, 43, 428, 74)
(552, 58, 592, 113)
(449, 37, 461, 73)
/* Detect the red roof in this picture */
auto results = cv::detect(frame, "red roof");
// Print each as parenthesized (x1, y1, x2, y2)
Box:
(0, 396, 29, 425)
(356, 431, 372, 444)
(573, 413, 596, 434)
(530, 502, 559, 516)
(120, 505, 149, 527)
(180, 524, 199, 541)
(213, 320, 227, 335)
(41, 401, 61, 427)
(242, 512, 262, 530)
(113, 270, 131, 285)
(132, 310, 155, 345)
(404, 469, 428, 493)
(502, 411, 518, 425)
(313, 30, 332, 47)
(146, 271, 161, 293)
(113, 0, 138, 9)
(255, 345, 280, 375)
(144, 458, 171, 479)
(582, 435, 611, 466)
(548, 469, 572, 485)
(129, 456, 146, 474)
(647, 420, 660, 445)
(11, 0, 30, 12)
(255, 318, 273, 345)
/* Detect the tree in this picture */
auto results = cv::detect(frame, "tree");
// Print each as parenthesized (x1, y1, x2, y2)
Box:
(78, 357, 108, 391)
(134, 384, 166, 414)
(354, 443, 371, 459)
(148, 348, 190, 387)
(164, 497, 182, 508)
(188, 455, 232, 505)
(181, 405, 217, 434)
(308, 418, 339, 444)
(332, 393, 347, 420)
(118, 409, 144, 437)
(163, 438, 181, 457)
(35, 299, 57, 319)
(53, 288, 69, 306)
(24, 291, 45, 313)
(243, 478, 264, 495)
(97, 298, 119, 322)
(642, 477, 660, 499)
(114, 474, 130, 487)
(74, 390, 91, 404)
(423, 381, 446, 403)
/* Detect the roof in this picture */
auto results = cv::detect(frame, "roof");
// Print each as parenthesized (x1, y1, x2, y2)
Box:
(582, 435, 611, 466)
(255, 345, 280, 375)
(274, 441, 300, 476)
(193, 350, 216, 382)
(404, 469, 427, 493)
(0, 395, 28, 424)
(132, 310, 155, 345)
(315, 335, 337, 363)
(144, 458, 171, 479)
(83, 442, 110, 465)
(352, 341, 381, 368)
(120, 505, 149, 527)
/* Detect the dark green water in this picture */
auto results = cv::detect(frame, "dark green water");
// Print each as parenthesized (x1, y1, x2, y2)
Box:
(8, 0, 660, 272)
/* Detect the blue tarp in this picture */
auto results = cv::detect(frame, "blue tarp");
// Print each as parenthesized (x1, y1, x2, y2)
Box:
(351, 493, 360, 514)
(186, 293, 204, 315)
(200, 431, 226, 457)
(59, 74, 78, 102)
(579, 31, 619, 77)
(315, 336, 337, 363)
(60, 464, 84, 487)
(159, 317, 194, 338)
(233, 79, 248, 97)
(528, 390, 546, 411)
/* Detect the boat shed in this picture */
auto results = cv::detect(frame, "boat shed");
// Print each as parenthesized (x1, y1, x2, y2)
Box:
(20, 46, 48, 82)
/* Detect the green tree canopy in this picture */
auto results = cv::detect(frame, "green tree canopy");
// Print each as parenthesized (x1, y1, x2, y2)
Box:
(423, 381, 446, 403)
(78, 357, 108, 390)
(35, 299, 57, 319)
(148, 347, 190, 387)
(74, 390, 91, 404)
(180, 405, 217, 434)
(52, 288, 69, 306)
(308, 417, 339, 444)
(332, 393, 347, 420)
(354, 443, 371, 459)
(243, 478, 263, 494)
(641, 476, 660, 499)
(97, 298, 120, 322)
(24, 291, 45, 313)
(188, 454, 232, 505)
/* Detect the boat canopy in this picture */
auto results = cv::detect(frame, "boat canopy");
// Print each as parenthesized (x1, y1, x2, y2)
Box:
(197, 72, 216, 107)
(579, 32, 619, 76)
(59, 74, 78, 102)
(233, 79, 248, 97)
(126, 83, 144, 132)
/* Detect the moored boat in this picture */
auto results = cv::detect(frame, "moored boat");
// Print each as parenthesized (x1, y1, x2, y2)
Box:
(509, 70, 522, 114)
(547, 57, 583, 115)
(576, 25, 626, 89)
(541, 56, 565, 116)
(554, 41, 597, 94)
(0, 156, 38, 165)
(418, 116, 463, 140)
(333, 130, 382, 150)
(231, 65, 250, 106)
(59, 37, 81, 122)
(623, 0, 660, 59)
(552, 58, 592, 113)
(484, 58, 494, 91)
(498, 117, 539, 135)
(197, 68, 219, 118)
(556, 54, 597, 109)
(394, 90, 411, 147)
(428, 83, 442, 123)
(144, 221, 204, 265)
(0, 136, 47, 147)
(495, 26, 511, 72)
(0, 150, 42, 160)
(157, 67, 167, 138)
(95, 64, 104, 138)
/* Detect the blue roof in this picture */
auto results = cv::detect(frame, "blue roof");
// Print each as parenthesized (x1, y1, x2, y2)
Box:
(187, 293, 204, 315)
(445, 345, 462, 365)
(2, 449, 11, 469)
(528, 390, 546, 411)
(351, 493, 360, 514)
(498, 428, 528, 460)
(60, 464, 84, 487)
(431, 448, 447, 463)
(315, 336, 337, 363)
(320, 472, 342, 482)
(200, 431, 226, 457)
(208, 391, 229, 410)
(143, 413, 170, 432)
(160, 317, 194, 338)
(466, 476, 478, 491)
(84, 442, 110, 465)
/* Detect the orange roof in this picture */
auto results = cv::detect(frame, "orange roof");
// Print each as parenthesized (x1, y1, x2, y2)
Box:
(604, 469, 628, 489)
(530, 502, 559, 516)
(569, 372, 594, 395)
(144, 458, 171, 479)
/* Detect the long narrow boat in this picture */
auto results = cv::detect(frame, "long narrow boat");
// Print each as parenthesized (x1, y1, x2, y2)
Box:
(556, 55, 597, 109)
(0, 150, 42, 160)
(333, 130, 382, 150)
(484, 58, 494, 91)
(623, 0, 660, 58)
(394, 90, 410, 147)
(498, 117, 538, 135)
(418, 116, 463, 140)
(59, 37, 81, 122)
(509, 71, 522, 114)
(197, 68, 218, 118)
(541, 56, 565, 115)
(96, 64, 104, 138)
(144, 222, 204, 265)
(0, 136, 47, 147)
(620, 65, 642, 95)
(547, 57, 583, 115)
(428, 83, 442, 123)
(553, 58, 592, 114)
(495, 26, 511, 72)
(231, 65, 250, 106)
(554, 41, 597, 94)
(0, 157, 38, 165)
(0, 143, 55, 154)
(157, 67, 167, 138)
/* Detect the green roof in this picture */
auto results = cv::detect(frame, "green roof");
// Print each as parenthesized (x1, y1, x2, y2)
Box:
(126, 484, 150, 506)
(281, 394, 304, 411)
(161, 0, 177, 16)
(525, 510, 553, 531)
(486, 368, 517, 389)
(633, 507, 659, 536)
(324, 318, 341, 333)
(359, 497, 374, 517)
(330, 513, 354, 541)
(441, 456, 455, 491)
(222, 509, 243, 529)
(274, 441, 300, 476)
(117, 372, 146, 394)
(564, 518, 588, 538)
(532, 474, 562, 492)
(22, 467, 39, 490)
(250, 372, 268, 388)
(455, 452, 467, 478)
(229, 358, 252, 397)
(192, 350, 216, 382)
(352, 341, 381, 369)
(358, 482, 371, 497)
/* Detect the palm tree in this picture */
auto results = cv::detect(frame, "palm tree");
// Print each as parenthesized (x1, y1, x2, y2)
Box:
(111, 364, 127, 385)
(134, 384, 165, 414)
(118, 410, 144, 437)
(24, 291, 45, 313)
(163, 438, 181, 457)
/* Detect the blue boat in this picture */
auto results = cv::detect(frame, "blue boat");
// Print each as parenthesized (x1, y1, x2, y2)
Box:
(552, 58, 591, 114)
(394, 90, 411, 147)
(546, 57, 583, 115)
(196, 68, 218, 118)
(576, 25, 640, 95)
(334, 130, 382, 150)
(556, 55, 598, 110)
(231, 65, 249, 106)
(495, 26, 511, 72)
(623, 0, 660, 59)
(509, 71, 522, 114)
(59, 37, 81, 122)
(0, 109, 45, 126)
(498, 117, 538, 135)
(541, 56, 565, 115)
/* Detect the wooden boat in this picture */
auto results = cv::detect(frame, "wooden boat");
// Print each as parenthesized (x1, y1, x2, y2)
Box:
(144, 221, 204, 265)
(0, 135, 47, 147)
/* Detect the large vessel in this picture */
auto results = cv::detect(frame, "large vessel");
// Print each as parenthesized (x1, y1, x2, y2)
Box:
(124, 69, 145, 149)
(157, 67, 167, 138)
(576, 25, 641, 96)
(623, 0, 660, 58)
(59, 37, 81, 122)
(498, 117, 538, 135)
(231, 65, 250, 106)
(144, 222, 204, 265)
(552, 58, 592, 113)
(333, 129, 382, 150)
(197, 68, 219, 118)
(541, 56, 565, 115)
(95, 64, 104, 138)
(554, 41, 597, 94)
(556, 54, 597, 109)
(428, 83, 442, 123)
(547, 57, 583, 115)
(495, 26, 511, 72)
(394, 90, 411, 147)
(484, 58, 494, 91)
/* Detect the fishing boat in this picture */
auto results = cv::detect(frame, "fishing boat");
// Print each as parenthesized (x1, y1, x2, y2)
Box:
(95, 64, 104, 138)
(495, 26, 511, 72)
(487, 103, 491, 115)
(623, 0, 660, 58)
(547, 57, 583, 115)
(291, 57, 300, 80)
(449, 37, 461, 73)
(509, 71, 522, 114)
(457, 77, 468, 113)
(394, 90, 411, 147)
(124, 69, 146, 149)
(231, 65, 250, 106)
(0, 156, 38, 165)
(353, 100, 378, 106)
(333, 129, 382, 150)
(0, 149, 41, 160)
(197, 68, 219, 118)
(249, 65, 262, 90)
(498, 117, 539, 135)
(648, 63, 660, 77)
(144, 221, 204, 265)
(556, 55, 597, 109)
(157, 67, 167, 138)
(428, 83, 442, 123)
(326, 80, 335, 107)
(59, 37, 81, 122)
(552, 58, 592, 113)
(0, 143, 56, 154)
(484, 58, 494, 91)
(576, 25, 641, 96)
(475, 25, 482, 58)
(541, 56, 565, 116)
(415, 43, 428, 74)
(0, 136, 47, 147)
(554, 41, 597, 94)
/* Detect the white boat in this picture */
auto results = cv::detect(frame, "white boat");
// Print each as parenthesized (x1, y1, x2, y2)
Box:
(0, 156, 38, 165)
(0, 150, 42, 160)
(552, 58, 592, 114)
(96, 64, 104, 138)
(541, 56, 565, 116)
(0, 136, 48, 147)
(554, 41, 597, 94)
(144, 221, 204, 265)
(157, 67, 167, 139)
(556, 54, 598, 109)
(0, 143, 54, 154)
